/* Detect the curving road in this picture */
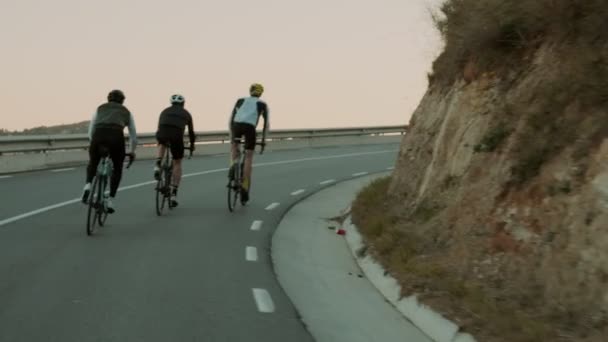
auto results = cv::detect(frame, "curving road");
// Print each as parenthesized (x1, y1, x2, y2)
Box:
(0, 144, 398, 342)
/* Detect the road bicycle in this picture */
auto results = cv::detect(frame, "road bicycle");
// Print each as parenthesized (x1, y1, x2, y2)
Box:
(85, 148, 134, 236)
(155, 143, 193, 216)
(227, 139, 265, 212)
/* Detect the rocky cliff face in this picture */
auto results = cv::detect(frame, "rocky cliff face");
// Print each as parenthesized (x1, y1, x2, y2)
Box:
(387, 42, 608, 340)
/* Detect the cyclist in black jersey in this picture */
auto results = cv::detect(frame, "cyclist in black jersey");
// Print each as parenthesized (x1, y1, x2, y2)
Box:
(82, 89, 137, 213)
(154, 94, 195, 207)
(229, 83, 269, 203)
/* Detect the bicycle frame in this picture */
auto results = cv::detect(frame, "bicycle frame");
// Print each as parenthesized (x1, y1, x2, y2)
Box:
(86, 151, 134, 236)
(155, 142, 192, 215)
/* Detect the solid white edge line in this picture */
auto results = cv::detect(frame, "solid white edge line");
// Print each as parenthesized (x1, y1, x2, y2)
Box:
(0, 199, 81, 226)
(320, 179, 335, 185)
(50, 168, 76, 173)
(250, 220, 263, 231)
(290, 189, 306, 196)
(252, 288, 275, 313)
(352, 172, 369, 177)
(0, 149, 397, 227)
(246, 247, 258, 262)
(265, 203, 280, 211)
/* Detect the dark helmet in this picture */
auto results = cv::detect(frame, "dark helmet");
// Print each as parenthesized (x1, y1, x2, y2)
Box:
(108, 89, 125, 104)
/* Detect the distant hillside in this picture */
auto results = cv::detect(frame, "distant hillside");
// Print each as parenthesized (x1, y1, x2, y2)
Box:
(0, 121, 90, 136)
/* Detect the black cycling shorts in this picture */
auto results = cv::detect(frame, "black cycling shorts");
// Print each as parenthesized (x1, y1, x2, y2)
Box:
(156, 125, 185, 160)
(231, 122, 257, 150)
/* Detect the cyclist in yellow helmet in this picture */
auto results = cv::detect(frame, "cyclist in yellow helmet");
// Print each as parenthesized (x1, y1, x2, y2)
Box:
(228, 83, 269, 203)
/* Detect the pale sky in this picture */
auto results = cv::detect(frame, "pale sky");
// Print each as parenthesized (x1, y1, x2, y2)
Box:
(0, 0, 442, 133)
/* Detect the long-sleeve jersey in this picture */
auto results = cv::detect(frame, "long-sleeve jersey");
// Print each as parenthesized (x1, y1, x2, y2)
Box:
(88, 102, 137, 153)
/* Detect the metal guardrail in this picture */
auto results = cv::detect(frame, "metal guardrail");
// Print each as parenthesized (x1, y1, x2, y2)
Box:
(0, 125, 407, 154)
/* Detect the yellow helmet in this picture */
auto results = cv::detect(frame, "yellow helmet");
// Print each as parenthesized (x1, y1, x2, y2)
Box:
(250, 83, 264, 97)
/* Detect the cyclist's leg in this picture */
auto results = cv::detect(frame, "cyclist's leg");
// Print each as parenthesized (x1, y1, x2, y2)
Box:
(170, 136, 185, 190)
(108, 134, 126, 198)
(230, 123, 239, 165)
(167, 135, 184, 206)
(229, 123, 243, 179)
(243, 149, 254, 188)
(86, 141, 100, 184)
(241, 123, 256, 200)
(83, 134, 102, 202)
(154, 130, 167, 179)
(157, 144, 167, 165)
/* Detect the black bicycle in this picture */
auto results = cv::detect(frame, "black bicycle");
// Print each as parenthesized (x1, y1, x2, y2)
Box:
(85, 149, 134, 236)
(155, 143, 192, 216)
(227, 139, 265, 212)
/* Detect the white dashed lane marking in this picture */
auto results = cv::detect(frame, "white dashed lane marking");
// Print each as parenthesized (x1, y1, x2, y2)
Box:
(265, 203, 280, 211)
(252, 289, 275, 313)
(290, 189, 305, 196)
(251, 220, 263, 231)
(250, 220, 263, 231)
(246, 247, 258, 262)
(0, 175, 13, 179)
(320, 179, 335, 185)
(352, 172, 368, 177)
(50, 168, 75, 173)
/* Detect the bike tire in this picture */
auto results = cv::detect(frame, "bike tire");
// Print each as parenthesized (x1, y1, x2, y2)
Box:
(98, 176, 109, 226)
(227, 165, 240, 212)
(86, 176, 100, 236)
(155, 177, 164, 216)
(167, 168, 174, 210)
(156, 167, 169, 216)
(238, 162, 251, 206)
(227, 179, 239, 212)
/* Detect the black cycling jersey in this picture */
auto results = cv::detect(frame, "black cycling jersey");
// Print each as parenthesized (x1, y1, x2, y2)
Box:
(157, 104, 195, 144)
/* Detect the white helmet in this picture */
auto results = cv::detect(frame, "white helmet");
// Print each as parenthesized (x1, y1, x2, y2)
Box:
(170, 94, 185, 104)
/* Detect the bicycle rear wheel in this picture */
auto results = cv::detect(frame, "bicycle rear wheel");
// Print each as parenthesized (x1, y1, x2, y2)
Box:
(156, 170, 168, 216)
(167, 168, 174, 210)
(155, 178, 164, 216)
(97, 176, 109, 226)
(227, 165, 240, 212)
(86, 176, 100, 236)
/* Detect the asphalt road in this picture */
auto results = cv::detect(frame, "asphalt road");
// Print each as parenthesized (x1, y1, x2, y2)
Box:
(0, 144, 398, 342)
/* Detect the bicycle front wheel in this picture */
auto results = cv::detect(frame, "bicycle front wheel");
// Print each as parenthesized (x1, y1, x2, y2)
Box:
(86, 176, 100, 236)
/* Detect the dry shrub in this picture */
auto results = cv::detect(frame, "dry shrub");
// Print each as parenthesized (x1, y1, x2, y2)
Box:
(431, 0, 608, 89)
(431, 0, 608, 185)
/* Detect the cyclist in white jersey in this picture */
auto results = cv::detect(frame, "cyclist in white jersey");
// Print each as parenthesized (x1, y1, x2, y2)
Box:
(228, 83, 269, 203)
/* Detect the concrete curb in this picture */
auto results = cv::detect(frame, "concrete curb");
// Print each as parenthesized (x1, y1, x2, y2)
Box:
(343, 215, 477, 342)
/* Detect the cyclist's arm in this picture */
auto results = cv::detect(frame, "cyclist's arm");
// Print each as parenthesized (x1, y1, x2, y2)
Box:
(187, 112, 195, 147)
(127, 113, 137, 153)
(259, 102, 270, 140)
(88, 111, 98, 140)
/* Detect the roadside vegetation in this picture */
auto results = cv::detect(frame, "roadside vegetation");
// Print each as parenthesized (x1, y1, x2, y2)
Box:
(431, 0, 608, 187)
